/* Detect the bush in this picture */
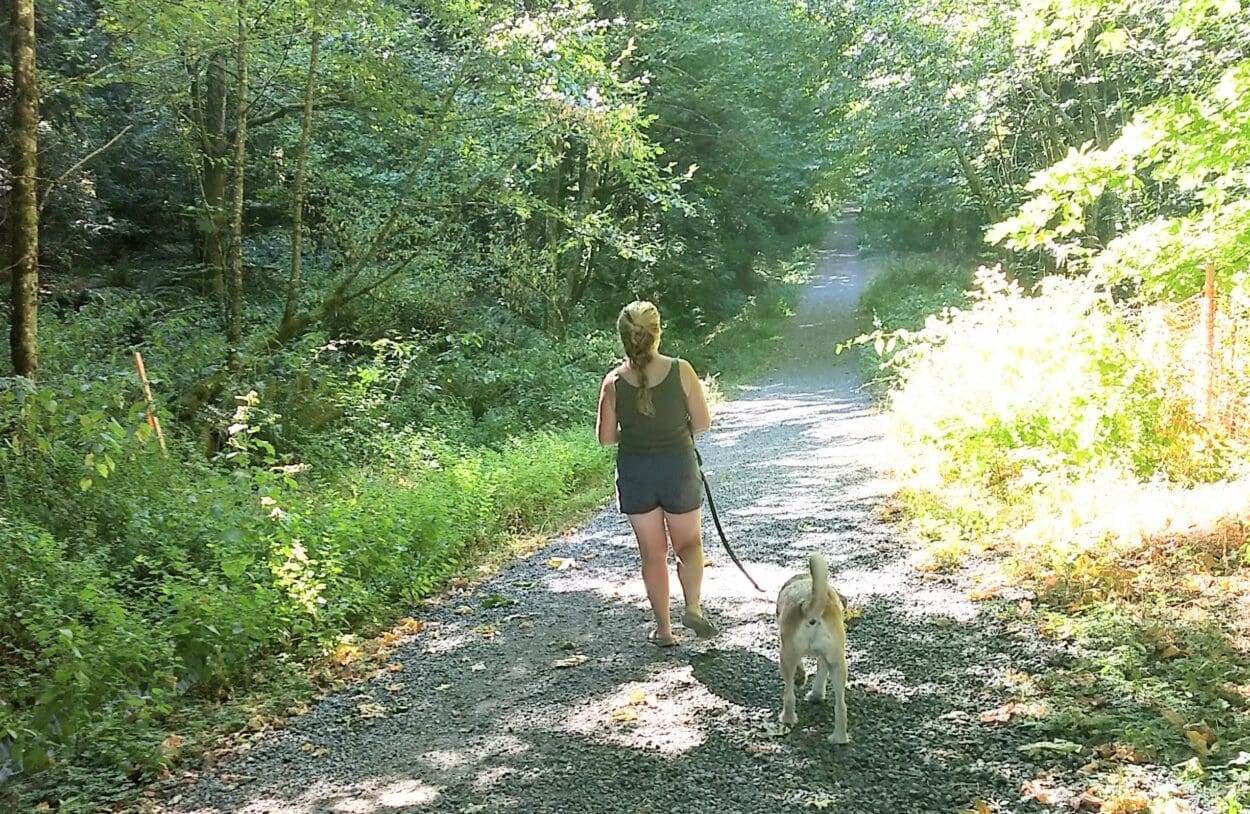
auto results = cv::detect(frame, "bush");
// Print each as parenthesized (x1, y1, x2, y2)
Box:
(886, 266, 1221, 496)
(0, 372, 611, 784)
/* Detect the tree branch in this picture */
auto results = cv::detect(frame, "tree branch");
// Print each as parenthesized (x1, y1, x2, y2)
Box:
(38, 125, 135, 213)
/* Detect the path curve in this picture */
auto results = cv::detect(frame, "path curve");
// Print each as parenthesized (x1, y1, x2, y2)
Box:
(164, 218, 1059, 814)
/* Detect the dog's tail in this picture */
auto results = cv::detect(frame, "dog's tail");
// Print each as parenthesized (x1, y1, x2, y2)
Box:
(806, 552, 831, 619)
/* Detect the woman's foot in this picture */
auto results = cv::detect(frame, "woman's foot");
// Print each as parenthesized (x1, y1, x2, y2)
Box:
(680, 608, 718, 639)
(648, 628, 680, 647)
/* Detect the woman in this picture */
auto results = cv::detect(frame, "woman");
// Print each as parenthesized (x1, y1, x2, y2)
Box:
(596, 300, 718, 646)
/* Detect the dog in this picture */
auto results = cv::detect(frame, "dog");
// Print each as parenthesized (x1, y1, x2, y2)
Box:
(775, 552, 849, 743)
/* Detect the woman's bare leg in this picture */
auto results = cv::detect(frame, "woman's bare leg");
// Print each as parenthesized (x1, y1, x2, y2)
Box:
(666, 508, 717, 637)
(628, 508, 674, 642)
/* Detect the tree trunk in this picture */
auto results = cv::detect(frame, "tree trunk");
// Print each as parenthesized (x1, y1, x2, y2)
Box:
(9, 0, 39, 378)
(544, 135, 565, 334)
(952, 139, 997, 223)
(203, 51, 229, 307)
(227, 2, 249, 352)
(566, 153, 600, 309)
(282, 21, 321, 335)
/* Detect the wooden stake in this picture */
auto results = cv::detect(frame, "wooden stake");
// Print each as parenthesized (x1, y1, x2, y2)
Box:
(134, 351, 168, 455)
(1204, 261, 1217, 423)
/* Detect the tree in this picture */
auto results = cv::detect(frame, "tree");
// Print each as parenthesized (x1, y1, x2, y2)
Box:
(9, 0, 39, 377)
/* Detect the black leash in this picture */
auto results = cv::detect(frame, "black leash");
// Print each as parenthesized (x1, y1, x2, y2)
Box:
(694, 444, 766, 593)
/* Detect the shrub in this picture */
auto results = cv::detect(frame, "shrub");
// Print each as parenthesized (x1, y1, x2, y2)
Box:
(886, 266, 1222, 497)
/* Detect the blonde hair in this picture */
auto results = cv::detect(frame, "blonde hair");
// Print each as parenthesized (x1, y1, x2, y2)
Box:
(617, 300, 662, 417)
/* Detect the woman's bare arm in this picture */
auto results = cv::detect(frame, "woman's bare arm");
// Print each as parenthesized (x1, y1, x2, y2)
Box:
(596, 373, 620, 446)
(680, 359, 712, 436)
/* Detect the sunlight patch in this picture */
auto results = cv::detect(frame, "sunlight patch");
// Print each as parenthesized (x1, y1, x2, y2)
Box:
(376, 779, 439, 808)
(560, 665, 735, 754)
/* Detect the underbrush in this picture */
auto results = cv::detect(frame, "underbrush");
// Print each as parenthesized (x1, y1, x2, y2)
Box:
(0, 254, 806, 810)
(864, 255, 1250, 808)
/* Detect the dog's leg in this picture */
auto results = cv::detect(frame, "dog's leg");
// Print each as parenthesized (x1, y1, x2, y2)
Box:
(828, 653, 849, 745)
(780, 647, 799, 729)
(806, 657, 829, 703)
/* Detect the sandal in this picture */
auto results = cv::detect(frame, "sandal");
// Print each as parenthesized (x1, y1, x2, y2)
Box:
(681, 609, 719, 639)
(648, 628, 680, 647)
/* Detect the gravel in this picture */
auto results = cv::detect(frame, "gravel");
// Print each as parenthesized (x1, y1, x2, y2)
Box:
(160, 219, 1070, 814)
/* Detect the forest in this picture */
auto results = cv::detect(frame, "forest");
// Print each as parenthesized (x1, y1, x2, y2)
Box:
(2, 0, 1249, 811)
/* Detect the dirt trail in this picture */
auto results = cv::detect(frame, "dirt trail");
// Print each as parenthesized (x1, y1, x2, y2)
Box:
(165, 218, 1060, 814)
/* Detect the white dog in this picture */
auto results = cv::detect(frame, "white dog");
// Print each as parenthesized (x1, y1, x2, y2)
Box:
(775, 552, 849, 744)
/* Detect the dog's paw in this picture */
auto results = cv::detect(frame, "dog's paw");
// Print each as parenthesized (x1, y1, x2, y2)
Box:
(780, 710, 798, 729)
(805, 688, 826, 703)
(827, 731, 850, 745)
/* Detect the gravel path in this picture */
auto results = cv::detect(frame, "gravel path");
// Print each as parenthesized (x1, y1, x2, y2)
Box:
(162, 218, 1065, 814)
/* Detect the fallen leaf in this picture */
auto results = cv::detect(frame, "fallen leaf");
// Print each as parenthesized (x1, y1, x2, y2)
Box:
(969, 584, 1006, 601)
(313, 747, 330, 758)
(553, 655, 590, 669)
(744, 742, 780, 757)
(330, 643, 363, 666)
(481, 594, 516, 608)
(1157, 644, 1183, 660)
(435, 683, 452, 690)
(961, 801, 992, 814)
(384, 662, 404, 672)
(384, 683, 405, 692)
(472, 624, 498, 639)
(1155, 798, 1194, 814)
(1184, 728, 1212, 756)
(448, 578, 470, 591)
(1071, 790, 1103, 810)
(461, 804, 487, 813)
(162, 734, 184, 751)
(469, 662, 487, 672)
(1094, 743, 1145, 763)
(1021, 778, 1060, 805)
(804, 798, 834, 810)
(397, 617, 426, 635)
(610, 706, 638, 722)
(300, 742, 316, 753)
(628, 689, 656, 707)
(1103, 791, 1149, 814)
(547, 557, 577, 570)
(981, 701, 1047, 723)
(518, 620, 534, 629)
(454, 605, 474, 615)
(357, 702, 388, 719)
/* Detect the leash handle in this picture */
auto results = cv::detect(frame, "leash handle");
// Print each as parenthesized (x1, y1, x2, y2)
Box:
(694, 444, 767, 594)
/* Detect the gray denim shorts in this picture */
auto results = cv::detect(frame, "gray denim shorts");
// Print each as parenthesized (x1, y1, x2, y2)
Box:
(615, 448, 703, 515)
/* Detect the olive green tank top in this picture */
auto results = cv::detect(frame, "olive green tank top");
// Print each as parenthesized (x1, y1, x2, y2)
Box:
(615, 358, 694, 453)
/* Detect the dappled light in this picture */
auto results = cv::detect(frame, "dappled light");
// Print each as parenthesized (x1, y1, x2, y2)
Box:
(5, 0, 1250, 811)
(149, 220, 1068, 814)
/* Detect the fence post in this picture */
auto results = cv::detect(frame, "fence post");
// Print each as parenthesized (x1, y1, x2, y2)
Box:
(134, 351, 169, 456)
(1204, 261, 1217, 423)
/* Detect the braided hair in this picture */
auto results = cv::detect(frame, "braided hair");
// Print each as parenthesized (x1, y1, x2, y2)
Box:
(617, 301, 662, 417)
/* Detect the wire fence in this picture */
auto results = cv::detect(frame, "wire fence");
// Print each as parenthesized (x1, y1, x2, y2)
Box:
(1140, 264, 1250, 446)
